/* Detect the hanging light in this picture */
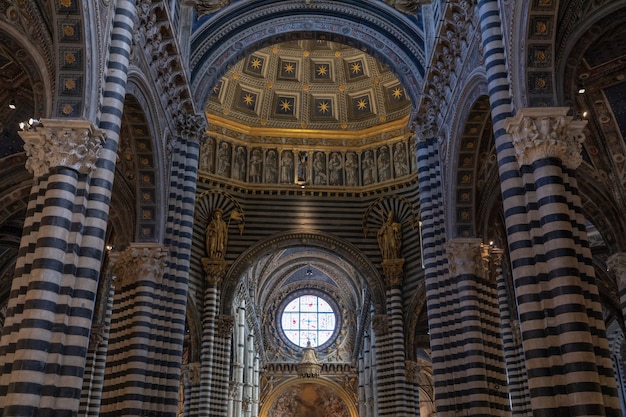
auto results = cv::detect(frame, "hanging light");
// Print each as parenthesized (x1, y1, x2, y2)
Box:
(8, 98, 16, 109)
(306, 265, 313, 276)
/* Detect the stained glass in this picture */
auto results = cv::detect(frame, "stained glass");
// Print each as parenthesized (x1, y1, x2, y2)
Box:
(281, 295, 337, 347)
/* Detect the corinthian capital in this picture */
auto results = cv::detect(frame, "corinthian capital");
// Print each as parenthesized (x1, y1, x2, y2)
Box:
(504, 108, 587, 170)
(20, 119, 105, 178)
(445, 238, 488, 277)
(110, 243, 168, 287)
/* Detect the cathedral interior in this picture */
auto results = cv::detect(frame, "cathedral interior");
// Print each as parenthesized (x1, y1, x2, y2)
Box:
(0, 1, 626, 416)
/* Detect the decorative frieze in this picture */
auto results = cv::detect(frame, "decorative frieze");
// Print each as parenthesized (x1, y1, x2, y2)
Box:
(20, 119, 105, 178)
(504, 107, 587, 169)
(110, 243, 168, 287)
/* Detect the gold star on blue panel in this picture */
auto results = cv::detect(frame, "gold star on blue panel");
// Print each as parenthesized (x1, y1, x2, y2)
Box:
(389, 85, 404, 101)
(279, 59, 298, 79)
(353, 95, 370, 114)
(314, 98, 333, 117)
(276, 96, 295, 115)
(246, 55, 265, 74)
(239, 90, 257, 110)
(314, 63, 331, 80)
(346, 59, 366, 80)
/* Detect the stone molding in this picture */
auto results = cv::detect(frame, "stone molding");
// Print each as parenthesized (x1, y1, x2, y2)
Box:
(20, 119, 105, 178)
(504, 107, 587, 170)
(372, 314, 388, 337)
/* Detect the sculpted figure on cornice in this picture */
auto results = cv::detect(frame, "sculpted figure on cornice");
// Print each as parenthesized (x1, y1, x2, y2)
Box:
(345, 152, 359, 187)
(265, 149, 278, 183)
(199, 136, 215, 173)
(385, 0, 422, 15)
(196, 0, 232, 17)
(199, 140, 414, 188)
(281, 150, 295, 184)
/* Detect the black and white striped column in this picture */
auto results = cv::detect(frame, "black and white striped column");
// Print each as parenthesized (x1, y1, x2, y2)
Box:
(0, 120, 105, 417)
(493, 248, 532, 417)
(375, 259, 416, 417)
(504, 108, 621, 417)
(100, 244, 169, 416)
(443, 238, 510, 416)
(416, 135, 448, 415)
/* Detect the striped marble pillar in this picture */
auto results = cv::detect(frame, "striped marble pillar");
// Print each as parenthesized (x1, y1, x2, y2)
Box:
(493, 248, 532, 417)
(504, 108, 621, 417)
(183, 362, 201, 417)
(379, 259, 417, 417)
(100, 243, 169, 416)
(212, 314, 235, 417)
(199, 259, 227, 417)
(0, 120, 105, 417)
(443, 238, 511, 417)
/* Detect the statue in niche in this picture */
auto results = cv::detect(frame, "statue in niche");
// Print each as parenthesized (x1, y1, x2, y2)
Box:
(233, 146, 246, 181)
(378, 146, 391, 181)
(313, 152, 327, 185)
(280, 151, 294, 184)
(249, 149, 263, 183)
(377, 211, 403, 260)
(297, 151, 308, 183)
(345, 152, 358, 187)
(328, 152, 343, 185)
(216, 142, 231, 177)
(265, 150, 278, 183)
(393, 142, 409, 177)
(205, 208, 227, 260)
(362, 150, 376, 185)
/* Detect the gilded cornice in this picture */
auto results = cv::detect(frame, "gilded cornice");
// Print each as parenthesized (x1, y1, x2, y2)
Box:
(207, 114, 410, 146)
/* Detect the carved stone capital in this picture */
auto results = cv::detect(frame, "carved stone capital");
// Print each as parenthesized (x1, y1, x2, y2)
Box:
(382, 258, 405, 287)
(504, 107, 587, 170)
(89, 324, 107, 349)
(217, 314, 235, 338)
(183, 362, 201, 386)
(110, 244, 168, 287)
(405, 360, 420, 383)
(445, 238, 489, 278)
(371, 314, 388, 337)
(20, 119, 105, 178)
(608, 252, 626, 290)
(202, 257, 227, 287)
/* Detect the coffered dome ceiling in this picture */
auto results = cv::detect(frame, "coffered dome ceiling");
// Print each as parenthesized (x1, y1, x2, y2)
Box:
(205, 39, 413, 139)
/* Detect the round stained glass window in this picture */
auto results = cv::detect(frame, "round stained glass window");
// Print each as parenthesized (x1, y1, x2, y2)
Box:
(280, 294, 337, 348)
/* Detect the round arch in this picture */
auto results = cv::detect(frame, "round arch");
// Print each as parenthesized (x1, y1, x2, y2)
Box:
(190, 0, 426, 111)
(222, 230, 385, 315)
